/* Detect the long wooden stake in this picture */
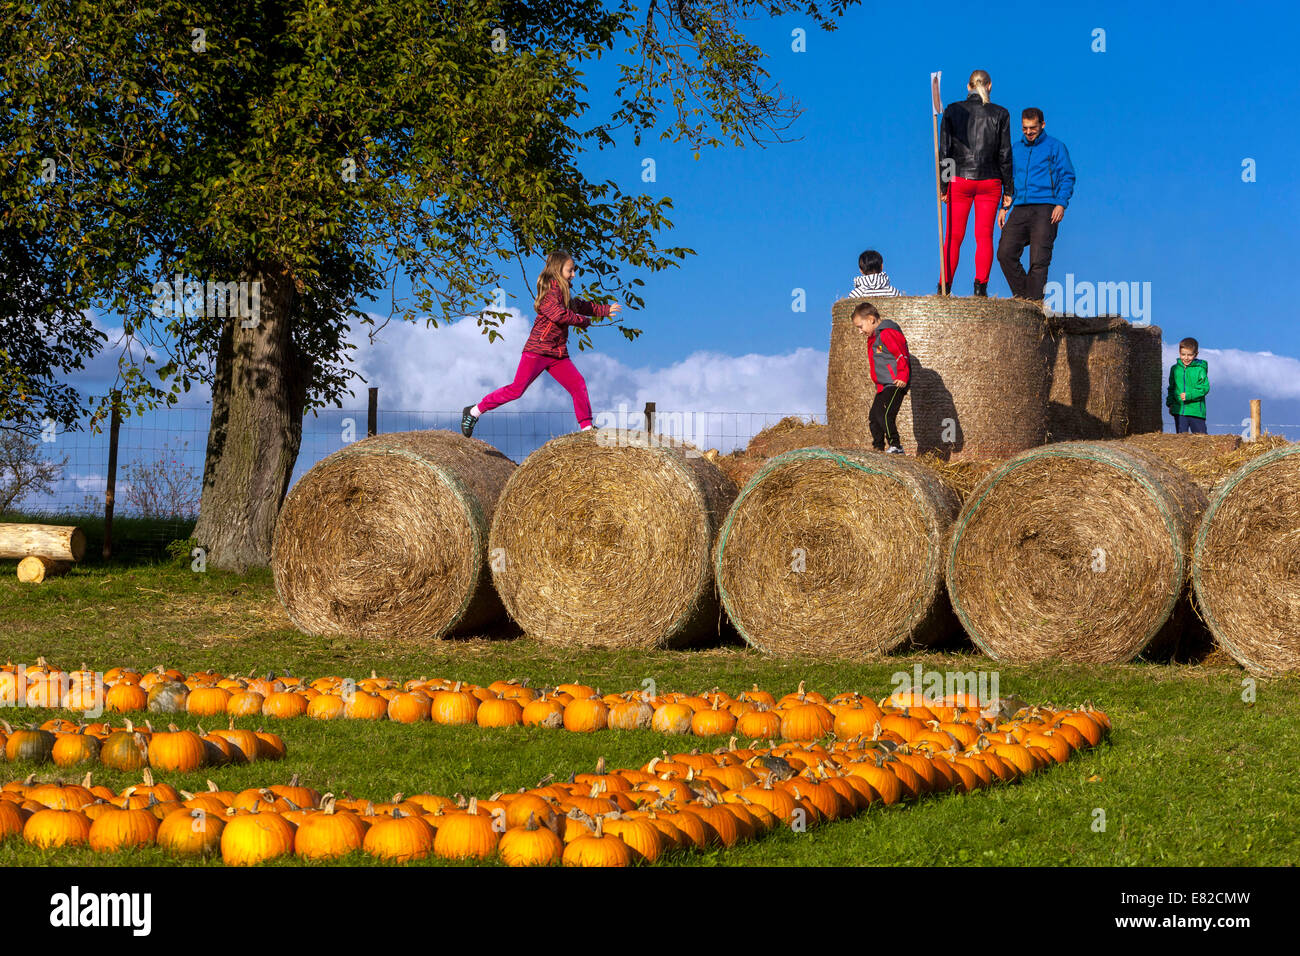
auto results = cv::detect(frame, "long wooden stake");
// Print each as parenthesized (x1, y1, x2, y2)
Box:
(931, 72, 947, 294)
(1250, 399, 1261, 442)
(103, 391, 121, 560)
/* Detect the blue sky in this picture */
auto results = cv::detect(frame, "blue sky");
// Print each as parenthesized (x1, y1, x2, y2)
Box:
(27, 0, 1300, 512)
(555, 0, 1299, 366)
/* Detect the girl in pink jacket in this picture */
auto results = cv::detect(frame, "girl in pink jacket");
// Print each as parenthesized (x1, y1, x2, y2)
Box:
(462, 251, 622, 436)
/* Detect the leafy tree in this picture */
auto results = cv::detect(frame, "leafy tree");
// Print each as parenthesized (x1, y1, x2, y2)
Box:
(0, 429, 66, 516)
(0, 0, 855, 569)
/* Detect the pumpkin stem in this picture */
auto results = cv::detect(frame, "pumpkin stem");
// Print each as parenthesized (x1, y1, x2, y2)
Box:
(142, 767, 155, 788)
(595, 756, 606, 774)
(468, 796, 478, 815)
(525, 811, 538, 831)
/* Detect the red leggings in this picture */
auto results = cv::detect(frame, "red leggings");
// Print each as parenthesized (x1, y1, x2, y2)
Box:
(479, 350, 592, 428)
(945, 177, 1002, 285)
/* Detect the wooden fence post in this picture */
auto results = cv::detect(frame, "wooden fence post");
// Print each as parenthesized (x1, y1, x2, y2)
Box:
(1250, 399, 1261, 442)
(644, 401, 656, 435)
(103, 391, 122, 559)
(367, 387, 378, 437)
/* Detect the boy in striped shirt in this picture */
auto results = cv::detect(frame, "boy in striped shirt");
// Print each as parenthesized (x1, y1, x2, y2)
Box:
(848, 249, 903, 298)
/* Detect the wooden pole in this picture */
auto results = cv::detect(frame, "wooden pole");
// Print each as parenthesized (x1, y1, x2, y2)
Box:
(1250, 399, 1261, 442)
(367, 386, 378, 437)
(932, 71, 947, 294)
(644, 401, 656, 435)
(103, 391, 121, 559)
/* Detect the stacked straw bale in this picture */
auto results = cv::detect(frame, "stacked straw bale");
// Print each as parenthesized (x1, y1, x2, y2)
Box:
(1123, 432, 1290, 492)
(714, 449, 961, 657)
(1127, 325, 1165, 434)
(489, 429, 737, 649)
(271, 430, 516, 640)
(1047, 315, 1133, 441)
(828, 296, 1053, 460)
(1192, 443, 1300, 675)
(713, 416, 833, 490)
(946, 442, 1207, 663)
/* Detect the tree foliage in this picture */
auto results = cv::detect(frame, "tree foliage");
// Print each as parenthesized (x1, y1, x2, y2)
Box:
(0, 0, 856, 440)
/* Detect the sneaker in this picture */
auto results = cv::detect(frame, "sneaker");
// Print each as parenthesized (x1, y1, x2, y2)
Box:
(460, 405, 477, 438)
(886, 446, 905, 455)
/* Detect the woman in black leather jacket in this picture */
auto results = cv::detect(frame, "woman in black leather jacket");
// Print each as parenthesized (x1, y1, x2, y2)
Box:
(939, 70, 1014, 296)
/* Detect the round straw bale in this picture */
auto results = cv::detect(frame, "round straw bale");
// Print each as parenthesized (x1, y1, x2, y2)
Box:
(1047, 315, 1132, 441)
(715, 449, 961, 656)
(715, 416, 834, 492)
(1192, 442, 1300, 675)
(947, 442, 1207, 663)
(1124, 432, 1289, 491)
(745, 416, 832, 458)
(915, 452, 1007, 503)
(827, 296, 1053, 460)
(1127, 325, 1165, 434)
(271, 430, 516, 640)
(488, 429, 738, 649)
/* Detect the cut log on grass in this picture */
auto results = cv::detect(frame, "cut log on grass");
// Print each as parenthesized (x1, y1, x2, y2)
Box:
(16, 556, 73, 583)
(271, 430, 516, 641)
(714, 449, 961, 657)
(946, 442, 1207, 663)
(1193, 442, 1300, 675)
(489, 429, 738, 649)
(0, 523, 86, 561)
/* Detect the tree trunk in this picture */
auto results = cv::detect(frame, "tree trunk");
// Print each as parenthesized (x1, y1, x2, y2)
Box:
(193, 260, 308, 572)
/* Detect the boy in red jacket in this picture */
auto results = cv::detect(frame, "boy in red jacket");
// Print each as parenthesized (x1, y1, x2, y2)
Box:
(851, 302, 911, 454)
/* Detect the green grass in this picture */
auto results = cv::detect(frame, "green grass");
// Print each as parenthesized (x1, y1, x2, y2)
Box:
(2, 541, 1297, 866)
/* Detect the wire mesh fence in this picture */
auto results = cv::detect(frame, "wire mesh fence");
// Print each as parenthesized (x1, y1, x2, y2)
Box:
(0, 406, 825, 520)
(2, 404, 1296, 561)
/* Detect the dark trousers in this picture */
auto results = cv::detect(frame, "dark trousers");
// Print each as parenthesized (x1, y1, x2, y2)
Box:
(1173, 414, 1207, 434)
(869, 385, 907, 450)
(998, 204, 1059, 300)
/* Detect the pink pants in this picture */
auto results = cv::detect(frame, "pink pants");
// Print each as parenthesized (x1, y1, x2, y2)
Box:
(478, 351, 592, 428)
(945, 177, 1002, 285)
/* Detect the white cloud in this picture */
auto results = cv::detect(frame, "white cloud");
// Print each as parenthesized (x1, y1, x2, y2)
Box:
(344, 309, 829, 417)
(1162, 343, 1300, 401)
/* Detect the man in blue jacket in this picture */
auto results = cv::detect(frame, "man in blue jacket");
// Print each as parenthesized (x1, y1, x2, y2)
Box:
(997, 108, 1076, 301)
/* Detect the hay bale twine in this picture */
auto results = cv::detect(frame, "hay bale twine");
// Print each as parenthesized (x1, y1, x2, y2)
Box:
(715, 449, 961, 657)
(1193, 442, 1300, 675)
(272, 430, 516, 640)
(1127, 325, 1165, 433)
(488, 429, 737, 649)
(715, 416, 833, 491)
(947, 442, 1207, 663)
(1047, 315, 1132, 440)
(827, 296, 1053, 460)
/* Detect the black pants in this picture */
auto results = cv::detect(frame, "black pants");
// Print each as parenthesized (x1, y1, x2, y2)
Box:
(998, 204, 1059, 300)
(869, 385, 907, 450)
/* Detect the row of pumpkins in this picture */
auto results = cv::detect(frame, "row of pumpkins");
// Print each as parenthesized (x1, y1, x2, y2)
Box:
(1, 719, 286, 772)
(0, 703, 1111, 865)
(6, 658, 1029, 741)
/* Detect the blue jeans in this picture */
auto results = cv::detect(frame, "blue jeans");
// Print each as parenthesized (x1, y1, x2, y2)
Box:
(1173, 414, 1207, 434)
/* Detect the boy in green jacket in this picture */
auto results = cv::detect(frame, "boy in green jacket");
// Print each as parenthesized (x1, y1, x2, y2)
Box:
(1167, 337, 1209, 434)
